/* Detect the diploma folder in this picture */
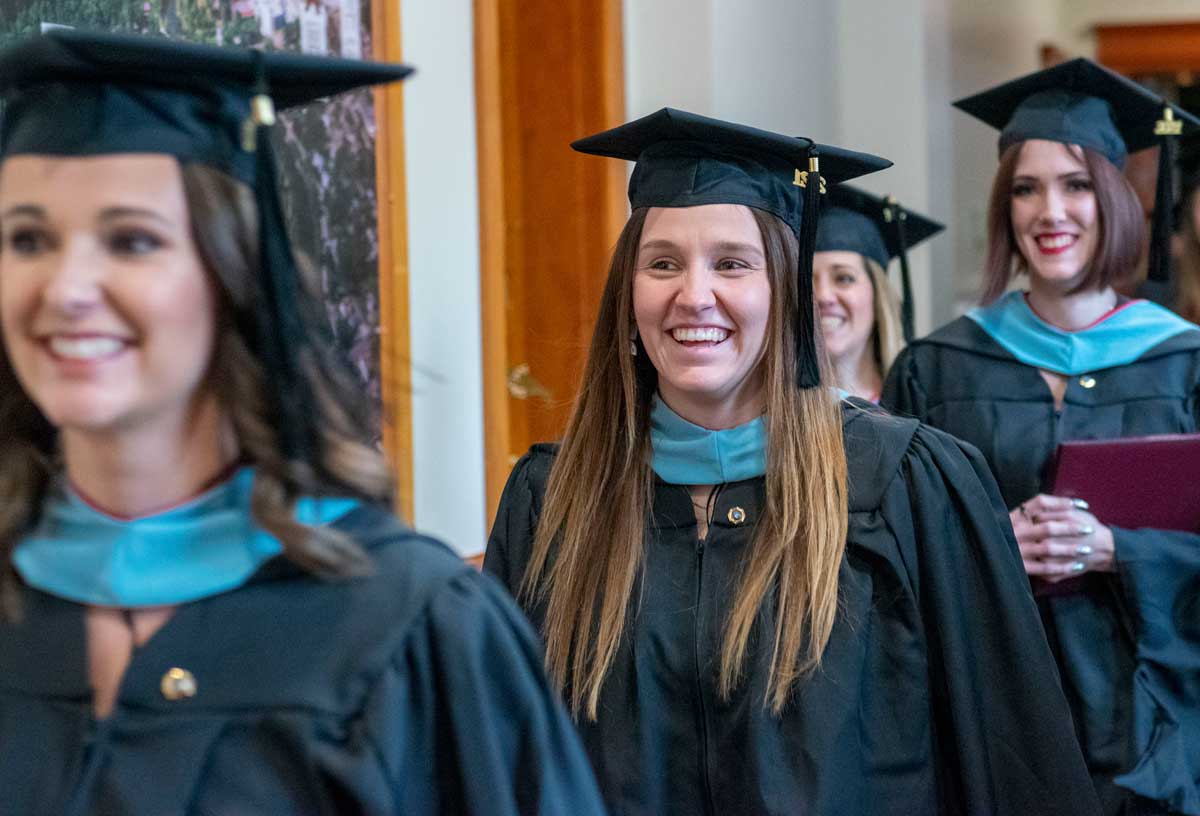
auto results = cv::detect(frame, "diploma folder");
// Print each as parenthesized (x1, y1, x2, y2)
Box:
(1047, 433, 1200, 532)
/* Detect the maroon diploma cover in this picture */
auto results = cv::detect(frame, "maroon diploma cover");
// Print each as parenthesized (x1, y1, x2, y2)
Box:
(1047, 433, 1200, 532)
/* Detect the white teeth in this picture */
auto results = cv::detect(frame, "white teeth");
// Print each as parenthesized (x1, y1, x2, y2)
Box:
(48, 336, 124, 360)
(672, 327, 729, 343)
(820, 316, 845, 330)
(1037, 234, 1075, 249)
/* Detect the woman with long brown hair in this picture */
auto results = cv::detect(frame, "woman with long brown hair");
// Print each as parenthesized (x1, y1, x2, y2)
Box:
(883, 60, 1200, 815)
(0, 30, 603, 814)
(485, 108, 1097, 816)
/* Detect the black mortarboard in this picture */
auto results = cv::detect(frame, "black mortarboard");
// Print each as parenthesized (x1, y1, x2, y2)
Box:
(0, 29, 412, 462)
(815, 185, 944, 341)
(572, 108, 891, 388)
(954, 58, 1200, 283)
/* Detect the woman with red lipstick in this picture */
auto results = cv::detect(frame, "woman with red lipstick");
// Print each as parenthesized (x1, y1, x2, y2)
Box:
(0, 30, 604, 815)
(883, 60, 1200, 815)
(485, 108, 1098, 816)
(812, 185, 943, 401)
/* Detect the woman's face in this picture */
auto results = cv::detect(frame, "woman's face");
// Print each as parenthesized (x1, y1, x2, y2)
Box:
(632, 204, 771, 424)
(1010, 139, 1099, 290)
(813, 250, 875, 367)
(0, 154, 218, 438)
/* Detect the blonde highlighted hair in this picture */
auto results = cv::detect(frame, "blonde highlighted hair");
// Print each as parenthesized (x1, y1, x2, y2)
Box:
(865, 256, 906, 379)
(520, 206, 849, 719)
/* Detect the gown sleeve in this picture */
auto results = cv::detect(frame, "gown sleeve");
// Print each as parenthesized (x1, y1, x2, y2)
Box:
(356, 569, 605, 815)
(1105, 526, 1200, 813)
(879, 424, 1101, 814)
(880, 346, 929, 420)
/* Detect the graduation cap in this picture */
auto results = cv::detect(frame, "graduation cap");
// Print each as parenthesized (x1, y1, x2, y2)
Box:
(815, 186, 943, 342)
(954, 57, 1200, 284)
(572, 108, 891, 388)
(0, 28, 412, 461)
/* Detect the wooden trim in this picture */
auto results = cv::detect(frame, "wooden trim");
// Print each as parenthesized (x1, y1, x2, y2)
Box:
(475, 0, 627, 524)
(371, 0, 414, 520)
(475, 0, 511, 525)
(600, 0, 628, 241)
(1096, 22, 1200, 75)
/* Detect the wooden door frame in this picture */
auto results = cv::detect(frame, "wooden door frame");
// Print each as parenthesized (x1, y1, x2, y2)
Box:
(371, 0, 414, 520)
(474, 0, 627, 521)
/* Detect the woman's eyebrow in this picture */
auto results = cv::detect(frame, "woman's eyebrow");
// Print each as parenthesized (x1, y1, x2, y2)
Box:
(711, 241, 764, 256)
(97, 206, 172, 226)
(0, 203, 46, 220)
(638, 238, 679, 253)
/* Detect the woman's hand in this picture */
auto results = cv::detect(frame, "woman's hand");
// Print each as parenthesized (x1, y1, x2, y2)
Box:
(1008, 494, 1115, 582)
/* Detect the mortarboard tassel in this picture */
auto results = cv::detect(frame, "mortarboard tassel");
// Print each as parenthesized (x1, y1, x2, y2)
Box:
(885, 196, 915, 343)
(1149, 106, 1182, 284)
(795, 148, 823, 389)
(247, 54, 316, 464)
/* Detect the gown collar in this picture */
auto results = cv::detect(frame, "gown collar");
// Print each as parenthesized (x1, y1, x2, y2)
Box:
(12, 467, 359, 608)
(649, 395, 767, 485)
(965, 291, 1198, 375)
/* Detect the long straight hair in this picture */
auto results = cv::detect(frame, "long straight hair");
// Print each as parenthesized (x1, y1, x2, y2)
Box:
(521, 206, 849, 719)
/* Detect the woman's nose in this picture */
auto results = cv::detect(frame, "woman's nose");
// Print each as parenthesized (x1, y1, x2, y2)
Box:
(674, 268, 717, 311)
(40, 241, 102, 316)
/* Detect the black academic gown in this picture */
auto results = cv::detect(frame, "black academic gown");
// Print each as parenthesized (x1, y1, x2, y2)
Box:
(883, 315, 1200, 816)
(485, 401, 1100, 816)
(0, 505, 606, 816)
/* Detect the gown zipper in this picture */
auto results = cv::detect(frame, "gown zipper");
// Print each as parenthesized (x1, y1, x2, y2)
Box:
(692, 483, 723, 816)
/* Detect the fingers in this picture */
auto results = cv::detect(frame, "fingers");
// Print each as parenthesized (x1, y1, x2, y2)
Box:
(1020, 494, 1089, 516)
(1019, 519, 1094, 543)
(1023, 557, 1088, 578)
(1019, 539, 1093, 559)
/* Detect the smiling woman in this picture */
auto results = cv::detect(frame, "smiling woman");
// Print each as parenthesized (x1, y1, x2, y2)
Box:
(883, 58, 1200, 815)
(0, 155, 220, 447)
(633, 204, 771, 429)
(0, 29, 605, 815)
(485, 107, 1099, 816)
(811, 185, 941, 402)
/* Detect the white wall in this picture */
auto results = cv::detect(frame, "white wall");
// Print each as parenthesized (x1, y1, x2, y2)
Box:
(945, 1, 1058, 309)
(624, 0, 951, 332)
(399, 0, 487, 556)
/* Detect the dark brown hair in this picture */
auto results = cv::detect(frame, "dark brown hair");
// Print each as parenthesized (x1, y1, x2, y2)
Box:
(1174, 187, 1200, 324)
(981, 141, 1145, 304)
(521, 206, 848, 719)
(0, 162, 394, 617)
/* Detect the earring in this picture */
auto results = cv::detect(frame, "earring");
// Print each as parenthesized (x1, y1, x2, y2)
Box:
(630, 326, 638, 356)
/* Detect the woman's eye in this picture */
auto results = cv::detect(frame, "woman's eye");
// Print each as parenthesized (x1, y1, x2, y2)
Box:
(1012, 183, 1035, 198)
(107, 229, 164, 256)
(4, 227, 50, 256)
(715, 259, 749, 272)
(835, 272, 857, 286)
(644, 258, 679, 272)
(1065, 177, 1093, 193)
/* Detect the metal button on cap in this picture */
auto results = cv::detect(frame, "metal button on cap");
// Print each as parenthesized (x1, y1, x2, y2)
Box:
(160, 667, 197, 701)
(1079, 375, 1096, 389)
(727, 506, 747, 525)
